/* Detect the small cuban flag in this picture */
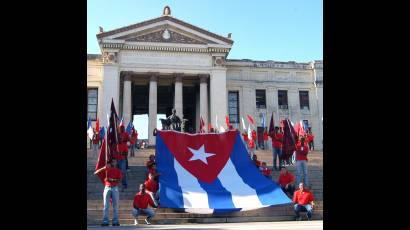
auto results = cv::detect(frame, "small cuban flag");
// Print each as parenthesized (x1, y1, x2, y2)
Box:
(126, 121, 133, 134)
(87, 117, 94, 140)
(99, 126, 105, 139)
(156, 130, 291, 213)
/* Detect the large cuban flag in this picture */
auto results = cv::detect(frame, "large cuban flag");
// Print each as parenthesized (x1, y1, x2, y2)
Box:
(156, 130, 291, 213)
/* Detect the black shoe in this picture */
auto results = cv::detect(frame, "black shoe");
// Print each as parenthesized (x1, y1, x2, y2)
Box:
(101, 223, 109, 226)
(295, 217, 301, 221)
(112, 223, 120, 226)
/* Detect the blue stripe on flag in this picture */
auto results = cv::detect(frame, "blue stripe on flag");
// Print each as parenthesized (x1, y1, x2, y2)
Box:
(230, 133, 292, 206)
(156, 134, 184, 208)
(198, 178, 236, 210)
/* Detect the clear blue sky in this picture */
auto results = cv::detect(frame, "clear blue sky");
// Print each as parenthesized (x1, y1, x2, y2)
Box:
(88, 0, 322, 62)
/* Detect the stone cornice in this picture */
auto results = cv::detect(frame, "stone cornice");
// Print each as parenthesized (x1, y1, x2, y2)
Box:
(101, 43, 230, 54)
(97, 16, 233, 45)
(226, 59, 318, 70)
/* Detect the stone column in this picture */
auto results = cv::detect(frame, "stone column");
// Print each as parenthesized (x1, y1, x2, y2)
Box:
(148, 73, 158, 146)
(199, 74, 209, 128)
(174, 73, 183, 119)
(102, 64, 120, 126)
(210, 69, 227, 128)
(122, 74, 132, 125)
(288, 88, 300, 122)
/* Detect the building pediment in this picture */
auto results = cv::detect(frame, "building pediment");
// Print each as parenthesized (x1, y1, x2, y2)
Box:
(114, 26, 216, 45)
(97, 15, 233, 49)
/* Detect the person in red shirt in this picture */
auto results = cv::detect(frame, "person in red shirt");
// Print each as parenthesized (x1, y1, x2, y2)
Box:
(92, 131, 100, 157)
(132, 184, 157, 225)
(94, 158, 123, 226)
(277, 167, 295, 198)
(306, 128, 315, 151)
(295, 137, 310, 187)
(259, 162, 272, 178)
(251, 129, 257, 150)
(129, 129, 138, 157)
(114, 125, 130, 190)
(144, 172, 159, 202)
(252, 154, 261, 168)
(271, 126, 284, 171)
(293, 182, 315, 221)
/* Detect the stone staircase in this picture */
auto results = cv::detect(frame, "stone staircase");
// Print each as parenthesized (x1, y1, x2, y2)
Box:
(87, 147, 323, 225)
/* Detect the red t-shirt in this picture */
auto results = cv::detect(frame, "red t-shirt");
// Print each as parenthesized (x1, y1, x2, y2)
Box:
(272, 133, 283, 148)
(261, 167, 272, 176)
(144, 179, 159, 193)
(118, 132, 130, 152)
(242, 133, 249, 142)
(306, 134, 314, 143)
(130, 132, 137, 145)
(263, 132, 269, 141)
(278, 172, 295, 187)
(293, 189, 314, 205)
(133, 191, 155, 209)
(253, 160, 261, 167)
(249, 139, 255, 148)
(103, 167, 123, 187)
(92, 134, 99, 144)
(296, 143, 309, 161)
(251, 130, 257, 141)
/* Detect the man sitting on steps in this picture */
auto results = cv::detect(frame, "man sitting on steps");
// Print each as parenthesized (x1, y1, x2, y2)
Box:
(293, 182, 315, 221)
(277, 167, 295, 198)
(132, 184, 157, 225)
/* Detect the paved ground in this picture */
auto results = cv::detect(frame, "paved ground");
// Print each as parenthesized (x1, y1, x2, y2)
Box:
(87, 221, 323, 230)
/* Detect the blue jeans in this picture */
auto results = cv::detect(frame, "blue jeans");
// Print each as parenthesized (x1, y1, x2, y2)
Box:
(273, 147, 282, 169)
(294, 204, 313, 219)
(118, 159, 127, 188)
(129, 144, 135, 157)
(132, 208, 155, 219)
(102, 186, 119, 224)
(296, 160, 309, 187)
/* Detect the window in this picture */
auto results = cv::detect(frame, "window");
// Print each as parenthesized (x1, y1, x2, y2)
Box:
(278, 90, 288, 109)
(255, 90, 266, 109)
(88, 88, 98, 121)
(228, 91, 239, 123)
(299, 91, 310, 110)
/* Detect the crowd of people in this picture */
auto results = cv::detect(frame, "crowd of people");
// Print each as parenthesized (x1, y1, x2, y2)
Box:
(247, 123, 316, 221)
(91, 121, 317, 226)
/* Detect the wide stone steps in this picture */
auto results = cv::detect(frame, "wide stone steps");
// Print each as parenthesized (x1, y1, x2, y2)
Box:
(87, 149, 323, 225)
(87, 201, 323, 225)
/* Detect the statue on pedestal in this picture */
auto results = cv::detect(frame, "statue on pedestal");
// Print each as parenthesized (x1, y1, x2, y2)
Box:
(168, 108, 182, 131)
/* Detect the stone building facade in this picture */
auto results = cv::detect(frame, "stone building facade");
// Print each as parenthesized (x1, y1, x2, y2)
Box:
(87, 7, 323, 149)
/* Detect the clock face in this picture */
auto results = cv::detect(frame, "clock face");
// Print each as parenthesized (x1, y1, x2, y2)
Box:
(162, 29, 170, 40)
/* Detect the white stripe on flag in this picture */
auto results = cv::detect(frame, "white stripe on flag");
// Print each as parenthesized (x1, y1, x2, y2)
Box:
(174, 158, 210, 209)
(217, 159, 263, 208)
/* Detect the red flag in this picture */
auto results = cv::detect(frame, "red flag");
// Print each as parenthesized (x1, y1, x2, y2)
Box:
(95, 118, 100, 134)
(282, 119, 297, 161)
(199, 116, 205, 133)
(294, 121, 306, 137)
(268, 112, 275, 136)
(247, 114, 255, 127)
(225, 115, 231, 128)
(95, 137, 107, 183)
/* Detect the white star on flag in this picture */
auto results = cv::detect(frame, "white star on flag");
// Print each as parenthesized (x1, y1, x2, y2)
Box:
(187, 145, 215, 165)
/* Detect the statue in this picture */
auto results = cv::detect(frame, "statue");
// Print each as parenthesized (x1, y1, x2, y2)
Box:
(167, 108, 182, 131)
(163, 6, 171, 16)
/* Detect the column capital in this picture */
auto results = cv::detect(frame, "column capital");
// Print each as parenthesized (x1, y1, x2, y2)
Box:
(124, 74, 132, 81)
(149, 72, 159, 82)
(199, 74, 209, 83)
(174, 73, 184, 82)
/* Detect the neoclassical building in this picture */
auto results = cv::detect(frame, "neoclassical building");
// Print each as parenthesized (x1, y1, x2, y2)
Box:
(87, 6, 323, 149)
